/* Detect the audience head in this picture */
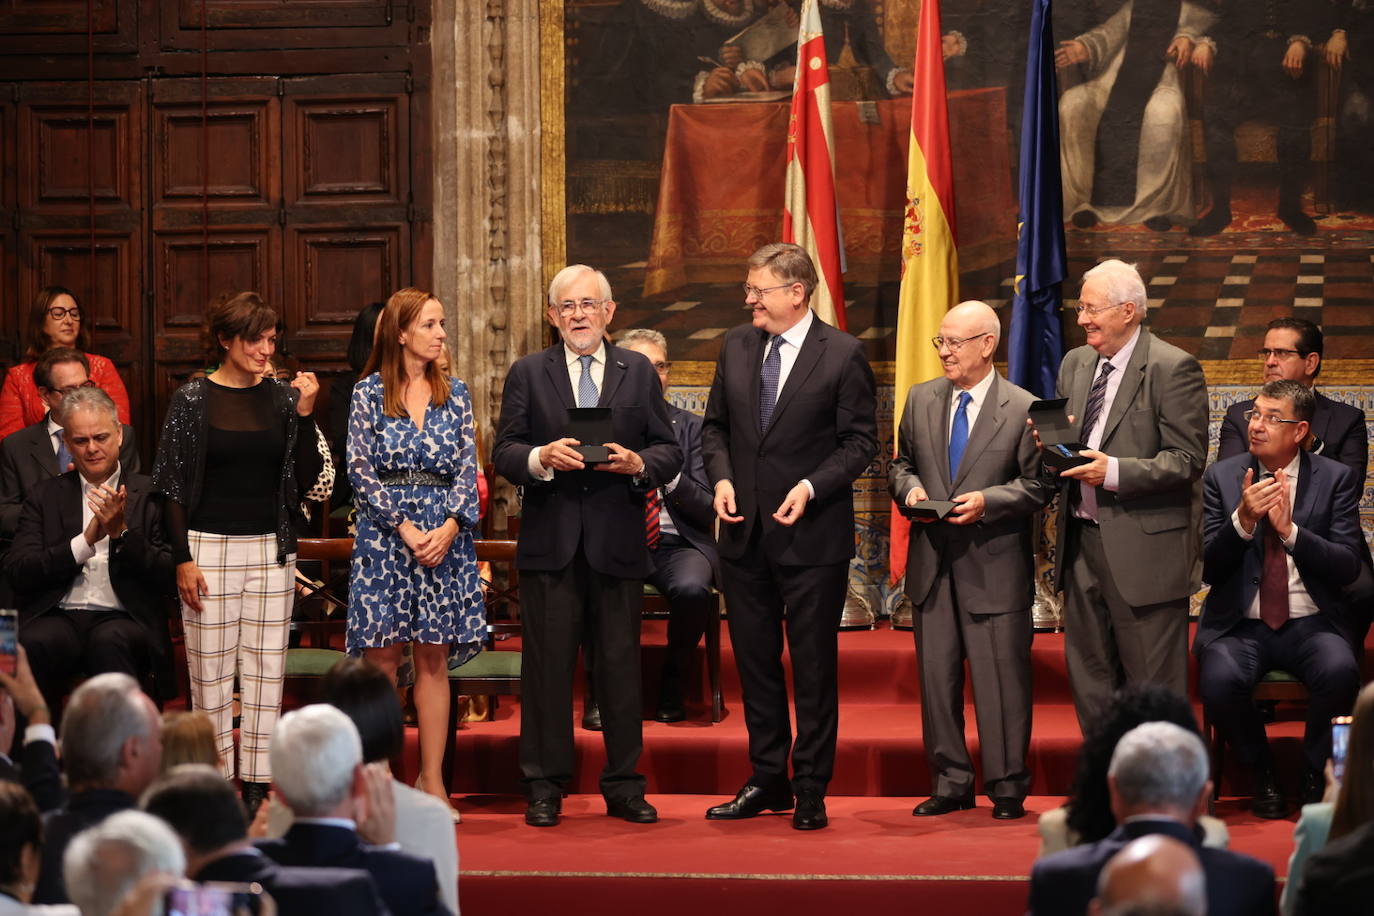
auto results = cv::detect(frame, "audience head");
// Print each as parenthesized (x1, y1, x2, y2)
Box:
(203, 292, 281, 378)
(0, 782, 42, 903)
(1261, 318, 1322, 385)
(1067, 684, 1202, 844)
(60, 386, 124, 483)
(619, 328, 671, 393)
(347, 300, 386, 374)
(363, 287, 451, 417)
(61, 673, 163, 796)
(26, 286, 90, 358)
(1107, 722, 1211, 824)
(141, 764, 249, 874)
(745, 243, 815, 336)
(1330, 680, 1374, 841)
(1089, 834, 1206, 916)
(63, 810, 185, 916)
(270, 704, 364, 818)
(936, 300, 1001, 389)
(1078, 260, 1146, 357)
(546, 265, 615, 357)
(158, 711, 221, 773)
(321, 656, 404, 765)
(1247, 379, 1313, 471)
(34, 347, 93, 422)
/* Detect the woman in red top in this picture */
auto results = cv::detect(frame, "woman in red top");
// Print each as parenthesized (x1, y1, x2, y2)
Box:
(0, 286, 131, 437)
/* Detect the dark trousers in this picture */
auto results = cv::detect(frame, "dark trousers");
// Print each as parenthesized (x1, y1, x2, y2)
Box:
(21, 608, 152, 722)
(720, 528, 847, 794)
(647, 534, 713, 685)
(1199, 615, 1360, 773)
(913, 570, 1033, 801)
(519, 547, 645, 802)
(1063, 521, 1189, 731)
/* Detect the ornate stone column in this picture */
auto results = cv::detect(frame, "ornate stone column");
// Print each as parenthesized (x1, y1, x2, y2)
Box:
(430, 0, 564, 530)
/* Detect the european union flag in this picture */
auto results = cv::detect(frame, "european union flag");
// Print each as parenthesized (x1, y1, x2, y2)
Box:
(1007, 0, 1066, 399)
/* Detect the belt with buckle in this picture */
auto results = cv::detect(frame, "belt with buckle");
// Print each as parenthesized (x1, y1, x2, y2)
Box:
(379, 471, 453, 487)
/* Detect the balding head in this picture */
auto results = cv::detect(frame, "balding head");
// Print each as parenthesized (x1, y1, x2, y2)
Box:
(1089, 834, 1206, 916)
(936, 300, 1000, 389)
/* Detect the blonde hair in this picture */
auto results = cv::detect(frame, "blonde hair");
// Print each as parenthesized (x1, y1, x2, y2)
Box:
(159, 711, 221, 773)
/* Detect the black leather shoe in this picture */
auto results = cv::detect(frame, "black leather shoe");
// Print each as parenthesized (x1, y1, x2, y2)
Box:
(1251, 768, 1287, 820)
(705, 784, 794, 819)
(1189, 207, 1232, 237)
(991, 798, 1026, 820)
(241, 781, 269, 818)
(793, 791, 828, 830)
(606, 795, 658, 823)
(1278, 205, 1317, 236)
(913, 795, 975, 817)
(1300, 768, 1325, 806)
(525, 797, 562, 827)
(582, 699, 602, 731)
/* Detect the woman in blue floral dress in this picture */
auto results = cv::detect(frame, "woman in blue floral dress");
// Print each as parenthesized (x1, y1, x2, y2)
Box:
(347, 287, 484, 816)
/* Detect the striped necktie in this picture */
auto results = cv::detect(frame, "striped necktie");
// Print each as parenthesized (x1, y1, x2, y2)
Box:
(577, 354, 599, 408)
(645, 487, 662, 550)
(1079, 360, 1115, 443)
(758, 335, 783, 434)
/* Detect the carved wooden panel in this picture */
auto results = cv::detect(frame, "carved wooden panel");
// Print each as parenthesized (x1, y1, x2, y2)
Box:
(0, 0, 136, 56)
(153, 230, 280, 329)
(17, 82, 142, 217)
(160, 0, 413, 51)
(286, 224, 403, 359)
(152, 103, 277, 210)
(27, 232, 137, 337)
(283, 75, 407, 207)
(0, 86, 15, 361)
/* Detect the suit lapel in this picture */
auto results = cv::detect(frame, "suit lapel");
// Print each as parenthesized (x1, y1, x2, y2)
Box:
(747, 329, 766, 435)
(1067, 348, 1095, 421)
(29, 428, 59, 478)
(599, 344, 627, 405)
(1100, 330, 1149, 446)
(765, 317, 825, 439)
(542, 345, 576, 409)
(1293, 450, 1314, 530)
(952, 374, 1007, 492)
(929, 380, 953, 492)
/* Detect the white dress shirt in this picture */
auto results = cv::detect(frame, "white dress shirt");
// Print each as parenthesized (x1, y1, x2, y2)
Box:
(62, 464, 125, 613)
(1231, 452, 1318, 621)
(947, 367, 996, 443)
(1076, 326, 1141, 521)
(528, 342, 609, 480)
(763, 309, 817, 498)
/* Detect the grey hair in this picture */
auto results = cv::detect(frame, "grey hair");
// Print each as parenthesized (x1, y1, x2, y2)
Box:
(747, 242, 817, 299)
(63, 810, 185, 916)
(547, 265, 613, 307)
(61, 673, 152, 789)
(270, 704, 362, 817)
(618, 328, 669, 355)
(1259, 378, 1315, 423)
(60, 385, 120, 427)
(1108, 722, 1209, 810)
(949, 300, 1002, 343)
(1083, 259, 1149, 317)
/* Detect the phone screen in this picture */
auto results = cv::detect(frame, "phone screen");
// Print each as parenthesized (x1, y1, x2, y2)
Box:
(1333, 717, 1352, 784)
(0, 609, 18, 677)
(164, 884, 263, 916)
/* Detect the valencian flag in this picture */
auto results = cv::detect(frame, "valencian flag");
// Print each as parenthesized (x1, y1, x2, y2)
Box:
(1008, 0, 1066, 398)
(782, 0, 846, 329)
(889, 0, 959, 583)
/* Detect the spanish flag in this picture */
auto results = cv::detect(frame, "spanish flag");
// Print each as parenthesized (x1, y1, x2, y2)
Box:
(890, 0, 959, 583)
(782, 0, 846, 329)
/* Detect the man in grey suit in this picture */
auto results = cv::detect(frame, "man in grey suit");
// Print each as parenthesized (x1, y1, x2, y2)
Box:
(890, 301, 1051, 821)
(0, 347, 139, 551)
(1040, 259, 1208, 729)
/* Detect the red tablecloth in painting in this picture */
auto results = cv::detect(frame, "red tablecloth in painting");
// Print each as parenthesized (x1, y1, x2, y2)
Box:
(644, 89, 1016, 297)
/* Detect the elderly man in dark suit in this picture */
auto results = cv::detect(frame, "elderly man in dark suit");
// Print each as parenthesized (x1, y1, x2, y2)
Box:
(890, 300, 1051, 821)
(5, 386, 172, 716)
(1029, 721, 1276, 916)
(0, 645, 62, 812)
(1037, 259, 1208, 730)
(143, 763, 391, 916)
(0, 347, 139, 552)
(1196, 379, 1364, 818)
(701, 242, 878, 831)
(618, 328, 720, 723)
(258, 704, 448, 916)
(493, 265, 682, 828)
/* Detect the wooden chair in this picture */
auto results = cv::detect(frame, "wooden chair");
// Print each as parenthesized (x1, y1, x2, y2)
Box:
(1204, 669, 1309, 799)
(642, 584, 724, 723)
(282, 537, 353, 706)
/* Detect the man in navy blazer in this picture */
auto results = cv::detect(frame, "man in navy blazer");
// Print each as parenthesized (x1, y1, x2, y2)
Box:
(1197, 379, 1364, 818)
(493, 266, 682, 827)
(144, 764, 391, 916)
(619, 328, 719, 722)
(1028, 722, 1276, 916)
(701, 243, 878, 831)
(258, 705, 448, 916)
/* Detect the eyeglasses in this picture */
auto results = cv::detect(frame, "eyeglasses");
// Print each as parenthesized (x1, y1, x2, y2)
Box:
(649, 361, 670, 372)
(1242, 409, 1303, 428)
(931, 333, 990, 352)
(1067, 302, 1123, 317)
(45, 380, 97, 396)
(552, 298, 606, 317)
(1257, 348, 1305, 360)
(742, 282, 795, 299)
(47, 306, 81, 321)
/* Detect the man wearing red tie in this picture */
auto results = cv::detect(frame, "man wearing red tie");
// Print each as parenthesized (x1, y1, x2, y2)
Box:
(1195, 379, 1365, 819)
